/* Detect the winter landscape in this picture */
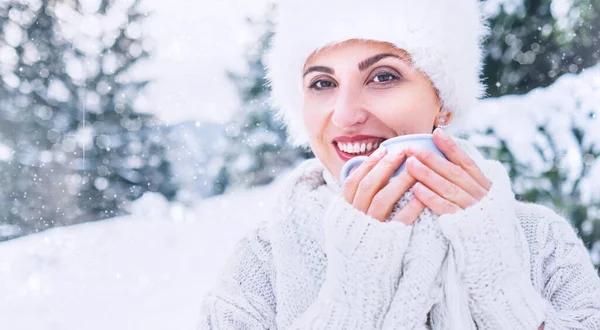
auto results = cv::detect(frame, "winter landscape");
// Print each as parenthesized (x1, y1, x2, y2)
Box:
(0, 184, 282, 330)
(0, 0, 599, 328)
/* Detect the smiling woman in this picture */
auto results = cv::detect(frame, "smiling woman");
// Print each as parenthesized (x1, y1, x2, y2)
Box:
(197, 0, 600, 329)
(301, 41, 445, 174)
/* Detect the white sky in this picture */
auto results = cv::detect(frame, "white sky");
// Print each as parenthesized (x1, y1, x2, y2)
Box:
(137, 0, 271, 125)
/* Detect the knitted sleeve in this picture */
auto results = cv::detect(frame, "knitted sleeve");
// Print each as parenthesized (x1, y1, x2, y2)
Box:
(197, 221, 277, 330)
(288, 195, 413, 329)
(436, 160, 546, 329)
(519, 204, 600, 330)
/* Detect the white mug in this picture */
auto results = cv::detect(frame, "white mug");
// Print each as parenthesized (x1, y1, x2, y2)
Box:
(340, 134, 447, 183)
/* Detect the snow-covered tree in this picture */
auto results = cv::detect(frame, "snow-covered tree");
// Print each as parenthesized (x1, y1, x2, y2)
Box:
(483, 0, 600, 96)
(460, 66, 600, 270)
(222, 12, 312, 189)
(0, 0, 176, 239)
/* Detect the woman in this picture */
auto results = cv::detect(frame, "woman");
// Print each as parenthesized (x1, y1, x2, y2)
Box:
(198, 0, 600, 329)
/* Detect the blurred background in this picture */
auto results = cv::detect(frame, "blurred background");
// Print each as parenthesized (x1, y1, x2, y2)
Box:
(0, 0, 598, 329)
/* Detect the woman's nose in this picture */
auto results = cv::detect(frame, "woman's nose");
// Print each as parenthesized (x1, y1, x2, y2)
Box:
(331, 87, 368, 128)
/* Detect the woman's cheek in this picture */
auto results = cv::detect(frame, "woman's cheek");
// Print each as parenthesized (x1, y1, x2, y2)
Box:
(304, 93, 333, 119)
(362, 89, 412, 115)
(303, 101, 327, 138)
(363, 89, 434, 134)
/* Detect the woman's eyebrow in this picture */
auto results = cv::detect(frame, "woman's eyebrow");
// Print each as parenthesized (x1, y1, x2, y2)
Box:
(303, 53, 406, 77)
(358, 53, 404, 71)
(303, 66, 334, 77)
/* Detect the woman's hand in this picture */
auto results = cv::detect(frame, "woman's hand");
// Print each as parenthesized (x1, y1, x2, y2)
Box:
(342, 146, 425, 224)
(406, 129, 547, 329)
(405, 128, 492, 216)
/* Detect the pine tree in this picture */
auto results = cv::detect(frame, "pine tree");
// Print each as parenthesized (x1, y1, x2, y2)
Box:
(0, 0, 176, 239)
(223, 12, 312, 189)
(483, 0, 600, 96)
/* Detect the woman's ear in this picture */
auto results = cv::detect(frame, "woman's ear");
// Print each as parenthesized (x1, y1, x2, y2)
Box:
(434, 109, 453, 127)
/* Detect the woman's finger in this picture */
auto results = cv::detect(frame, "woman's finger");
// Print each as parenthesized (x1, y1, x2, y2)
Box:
(342, 147, 387, 204)
(390, 196, 426, 225)
(352, 150, 406, 215)
(410, 148, 488, 200)
(413, 182, 462, 216)
(432, 128, 492, 191)
(367, 171, 417, 221)
(406, 156, 478, 209)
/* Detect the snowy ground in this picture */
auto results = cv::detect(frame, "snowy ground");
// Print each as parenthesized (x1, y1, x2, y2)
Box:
(0, 181, 283, 330)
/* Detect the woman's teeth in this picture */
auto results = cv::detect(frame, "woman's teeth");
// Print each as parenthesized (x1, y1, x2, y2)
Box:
(337, 141, 382, 154)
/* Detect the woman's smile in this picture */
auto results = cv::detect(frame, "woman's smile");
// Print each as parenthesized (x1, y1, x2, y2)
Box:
(332, 135, 387, 161)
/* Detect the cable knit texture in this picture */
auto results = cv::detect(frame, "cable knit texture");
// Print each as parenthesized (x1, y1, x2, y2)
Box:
(198, 138, 600, 330)
(382, 204, 448, 330)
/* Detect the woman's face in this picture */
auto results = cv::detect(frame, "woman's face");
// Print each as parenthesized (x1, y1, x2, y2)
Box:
(302, 39, 448, 182)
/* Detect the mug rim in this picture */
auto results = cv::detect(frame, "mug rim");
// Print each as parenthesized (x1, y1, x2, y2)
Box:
(381, 133, 433, 146)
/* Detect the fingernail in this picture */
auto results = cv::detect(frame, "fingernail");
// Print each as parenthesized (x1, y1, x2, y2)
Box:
(414, 182, 423, 192)
(372, 146, 386, 158)
(414, 182, 430, 195)
(407, 156, 420, 168)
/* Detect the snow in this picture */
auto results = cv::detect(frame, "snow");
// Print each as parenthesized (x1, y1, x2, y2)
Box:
(47, 80, 71, 103)
(3, 20, 23, 47)
(461, 64, 600, 201)
(134, 0, 273, 124)
(481, 0, 523, 16)
(0, 142, 14, 161)
(0, 180, 285, 330)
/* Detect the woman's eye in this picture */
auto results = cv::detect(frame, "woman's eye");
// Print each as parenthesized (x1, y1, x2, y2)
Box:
(309, 80, 336, 89)
(372, 72, 400, 83)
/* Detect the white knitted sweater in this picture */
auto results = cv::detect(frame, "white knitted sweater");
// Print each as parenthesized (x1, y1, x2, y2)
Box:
(198, 139, 600, 329)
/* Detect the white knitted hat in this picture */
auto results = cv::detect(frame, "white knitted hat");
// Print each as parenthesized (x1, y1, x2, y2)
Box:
(265, 0, 489, 148)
